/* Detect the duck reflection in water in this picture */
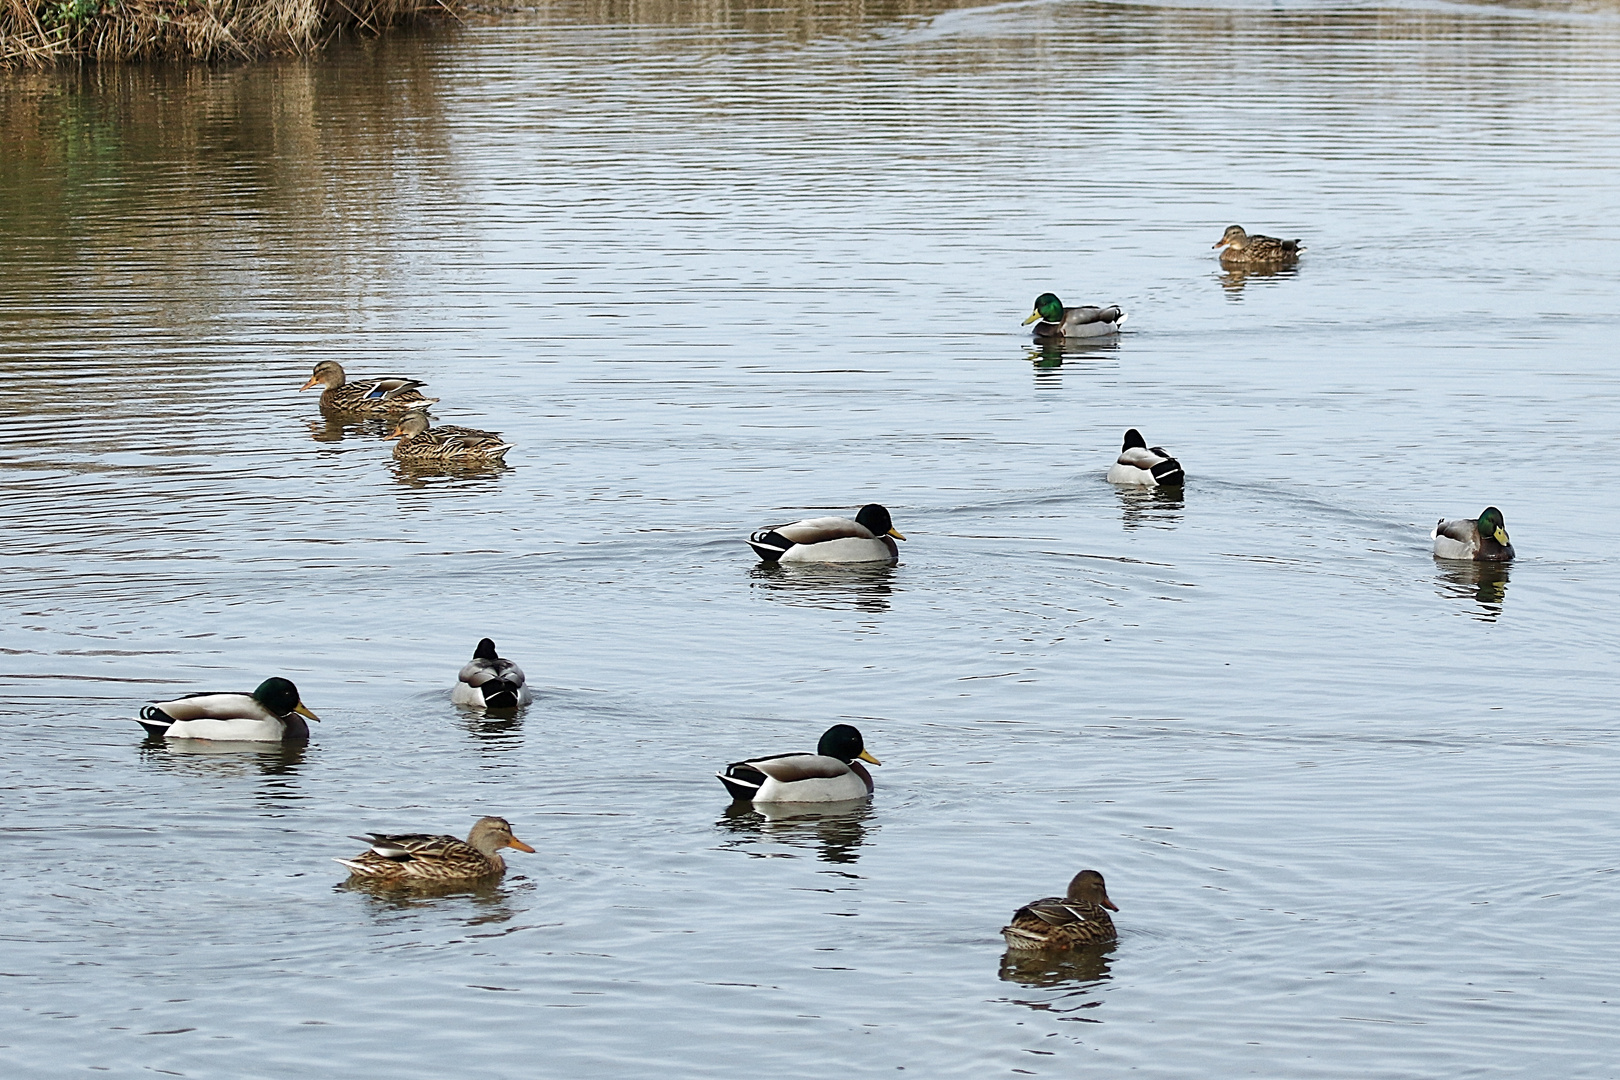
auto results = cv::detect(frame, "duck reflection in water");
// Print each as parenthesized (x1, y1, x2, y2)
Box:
(1435, 560, 1510, 622)
(748, 561, 894, 614)
(716, 799, 874, 864)
(306, 415, 393, 444)
(139, 736, 307, 777)
(389, 461, 511, 488)
(1217, 262, 1301, 298)
(459, 711, 525, 748)
(1027, 337, 1121, 375)
(1116, 485, 1184, 531)
(998, 942, 1114, 992)
(341, 875, 526, 924)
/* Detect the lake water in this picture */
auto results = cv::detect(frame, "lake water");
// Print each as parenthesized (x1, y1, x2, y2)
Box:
(2, 0, 1619, 1075)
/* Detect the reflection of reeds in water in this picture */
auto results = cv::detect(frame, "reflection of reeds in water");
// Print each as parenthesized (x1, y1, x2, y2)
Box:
(1435, 559, 1510, 621)
(1218, 263, 1301, 298)
(748, 561, 895, 614)
(1116, 485, 1184, 531)
(716, 799, 874, 864)
(998, 942, 1114, 996)
(2, 0, 451, 68)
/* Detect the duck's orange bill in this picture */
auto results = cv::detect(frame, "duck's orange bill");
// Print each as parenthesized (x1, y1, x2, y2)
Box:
(887, 528, 907, 541)
(508, 837, 537, 853)
(300, 375, 321, 390)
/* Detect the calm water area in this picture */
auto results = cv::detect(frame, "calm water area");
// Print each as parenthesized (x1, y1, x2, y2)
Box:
(3, 0, 1619, 1075)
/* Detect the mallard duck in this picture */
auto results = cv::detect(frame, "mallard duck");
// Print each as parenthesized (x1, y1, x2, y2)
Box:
(1106, 428, 1185, 487)
(451, 638, 531, 709)
(1212, 225, 1305, 265)
(717, 723, 881, 803)
(387, 410, 512, 465)
(299, 361, 439, 414)
(336, 816, 536, 886)
(1432, 506, 1514, 562)
(136, 677, 319, 742)
(1022, 293, 1126, 339)
(1001, 870, 1119, 951)
(747, 504, 905, 564)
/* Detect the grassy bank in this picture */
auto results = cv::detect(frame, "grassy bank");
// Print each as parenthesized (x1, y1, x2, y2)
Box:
(1, 0, 456, 67)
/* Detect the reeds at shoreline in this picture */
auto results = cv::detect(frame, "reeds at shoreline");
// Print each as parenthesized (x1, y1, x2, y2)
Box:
(1, 0, 457, 67)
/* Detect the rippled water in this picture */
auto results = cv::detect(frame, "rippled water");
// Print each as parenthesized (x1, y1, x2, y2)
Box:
(3, 1, 1619, 1075)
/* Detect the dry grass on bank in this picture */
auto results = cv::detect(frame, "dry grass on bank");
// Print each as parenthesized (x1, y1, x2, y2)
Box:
(1, 0, 457, 67)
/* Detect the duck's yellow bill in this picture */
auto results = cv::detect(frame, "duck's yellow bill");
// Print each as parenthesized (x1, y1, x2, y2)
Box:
(295, 702, 321, 722)
(858, 749, 881, 766)
(1021, 311, 1042, 326)
(385, 427, 403, 440)
(1494, 528, 1510, 545)
(508, 837, 537, 853)
(299, 375, 320, 390)
(888, 528, 907, 541)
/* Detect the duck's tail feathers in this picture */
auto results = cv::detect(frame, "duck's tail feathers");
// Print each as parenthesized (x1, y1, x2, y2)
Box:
(747, 529, 792, 562)
(717, 763, 766, 801)
(480, 680, 522, 709)
(136, 706, 174, 737)
(1151, 457, 1185, 487)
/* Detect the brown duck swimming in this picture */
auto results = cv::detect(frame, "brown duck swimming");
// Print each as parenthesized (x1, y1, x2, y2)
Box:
(300, 360, 439, 414)
(336, 816, 536, 885)
(1212, 225, 1305, 266)
(1001, 870, 1119, 951)
(387, 409, 513, 465)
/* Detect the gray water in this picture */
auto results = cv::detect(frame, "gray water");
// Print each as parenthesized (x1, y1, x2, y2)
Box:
(2, 0, 1619, 1075)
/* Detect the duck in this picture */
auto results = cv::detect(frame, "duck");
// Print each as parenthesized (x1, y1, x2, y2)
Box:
(387, 409, 513, 465)
(135, 677, 319, 742)
(1212, 225, 1305, 265)
(336, 816, 536, 886)
(1432, 506, 1514, 562)
(1106, 428, 1185, 487)
(451, 638, 531, 709)
(299, 360, 439, 414)
(747, 504, 905, 564)
(717, 724, 881, 803)
(1001, 870, 1120, 951)
(1021, 293, 1127, 340)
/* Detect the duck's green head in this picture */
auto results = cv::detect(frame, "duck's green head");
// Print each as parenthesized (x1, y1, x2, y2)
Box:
(474, 638, 499, 660)
(1478, 506, 1510, 546)
(818, 723, 881, 766)
(855, 503, 906, 541)
(252, 677, 319, 721)
(1022, 293, 1065, 326)
(388, 410, 433, 441)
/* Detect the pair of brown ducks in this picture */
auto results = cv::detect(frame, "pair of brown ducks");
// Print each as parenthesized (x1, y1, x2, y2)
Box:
(300, 360, 512, 465)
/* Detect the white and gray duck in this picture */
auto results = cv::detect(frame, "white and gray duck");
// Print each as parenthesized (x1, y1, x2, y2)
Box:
(1106, 428, 1185, 488)
(747, 503, 906, 564)
(1432, 506, 1514, 562)
(451, 637, 531, 709)
(1022, 293, 1127, 340)
(717, 723, 882, 803)
(136, 677, 319, 742)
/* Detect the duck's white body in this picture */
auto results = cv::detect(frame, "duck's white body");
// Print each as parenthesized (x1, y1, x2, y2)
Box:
(139, 693, 304, 742)
(749, 514, 900, 564)
(1106, 430, 1185, 488)
(1038, 307, 1127, 339)
(723, 753, 875, 803)
(452, 653, 531, 709)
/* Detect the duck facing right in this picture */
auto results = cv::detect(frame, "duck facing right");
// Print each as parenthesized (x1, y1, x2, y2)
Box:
(1432, 506, 1515, 562)
(1001, 869, 1119, 951)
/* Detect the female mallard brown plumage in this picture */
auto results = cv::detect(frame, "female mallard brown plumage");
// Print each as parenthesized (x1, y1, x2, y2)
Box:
(1001, 870, 1119, 951)
(1021, 293, 1126, 340)
(336, 816, 536, 885)
(299, 360, 439, 414)
(387, 409, 513, 465)
(746, 504, 905, 564)
(1212, 225, 1305, 266)
(1432, 506, 1514, 562)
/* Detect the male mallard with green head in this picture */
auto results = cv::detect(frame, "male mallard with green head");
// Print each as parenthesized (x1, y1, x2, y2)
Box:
(300, 360, 439, 414)
(1432, 506, 1514, 562)
(337, 816, 536, 885)
(1002, 870, 1119, 951)
(1022, 293, 1127, 340)
(452, 638, 531, 709)
(718, 724, 882, 803)
(1106, 428, 1185, 488)
(1212, 225, 1305, 266)
(747, 504, 906, 564)
(387, 410, 513, 465)
(136, 677, 320, 742)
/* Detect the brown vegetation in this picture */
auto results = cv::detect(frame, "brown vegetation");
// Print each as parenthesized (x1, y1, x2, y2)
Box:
(1, 0, 457, 67)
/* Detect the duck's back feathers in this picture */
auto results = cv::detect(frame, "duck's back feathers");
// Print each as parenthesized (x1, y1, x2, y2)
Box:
(453, 638, 531, 709)
(1106, 429, 1185, 487)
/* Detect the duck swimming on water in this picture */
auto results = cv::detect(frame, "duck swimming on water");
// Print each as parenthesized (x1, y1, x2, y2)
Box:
(747, 504, 906, 564)
(717, 724, 881, 803)
(336, 816, 536, 886)
(1212, 225, 1305, 266)
(300, 361, 439, 414)
(1106, 429, 1185, 488)
(136, 677, 319, 742)
(452, 638, 531, 709)
(1001, 870, 1119, 951)
(1022, 293, 1127, 340)
(1432, 506, 1514, 562)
